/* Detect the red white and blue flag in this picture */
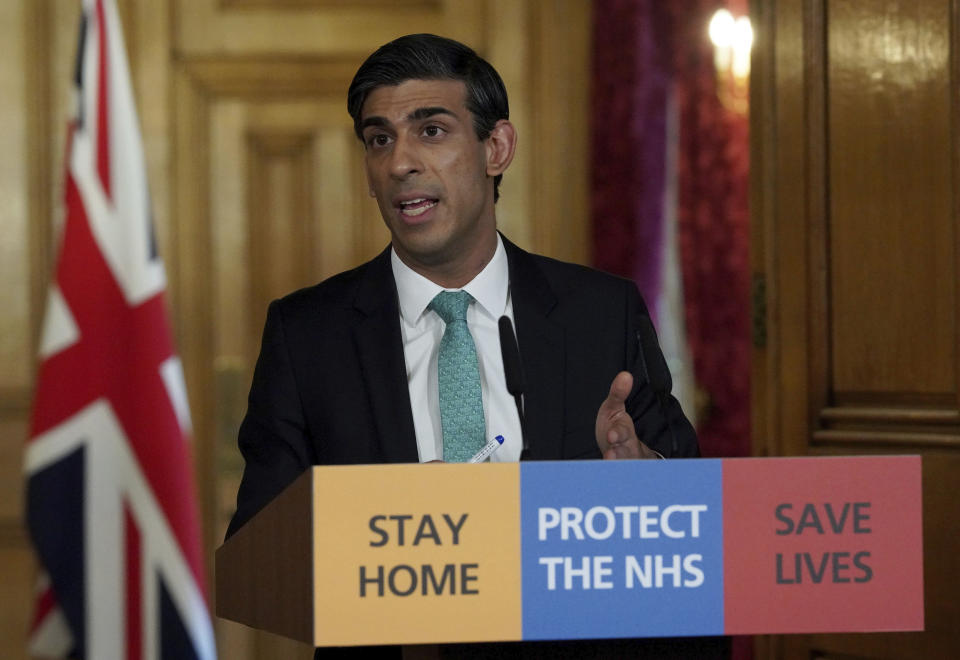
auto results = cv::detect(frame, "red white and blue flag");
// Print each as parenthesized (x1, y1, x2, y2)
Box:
(25, 1, 216, 658)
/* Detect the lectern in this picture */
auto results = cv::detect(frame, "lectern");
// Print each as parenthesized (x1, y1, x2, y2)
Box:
(216, 457, 924, 647)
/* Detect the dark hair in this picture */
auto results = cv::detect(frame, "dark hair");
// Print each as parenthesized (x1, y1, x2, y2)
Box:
(347, 34, 510, 201)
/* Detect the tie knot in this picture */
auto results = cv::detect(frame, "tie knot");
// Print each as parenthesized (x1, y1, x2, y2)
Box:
(430, 290, 472, 323)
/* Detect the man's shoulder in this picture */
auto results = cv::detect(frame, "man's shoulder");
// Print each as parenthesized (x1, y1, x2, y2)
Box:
(529, 251, 630, 287)
(504, 237, 636, 299)
(270, 247, 392, 320)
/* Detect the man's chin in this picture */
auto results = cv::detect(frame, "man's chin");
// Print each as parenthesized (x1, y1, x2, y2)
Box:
(389, 222, 494, 276)
(390, 231, 455, 268)
(395, 247, 455, 272)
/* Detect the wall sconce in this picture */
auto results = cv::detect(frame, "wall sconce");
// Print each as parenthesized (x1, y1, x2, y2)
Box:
(709, 9, 752, 115)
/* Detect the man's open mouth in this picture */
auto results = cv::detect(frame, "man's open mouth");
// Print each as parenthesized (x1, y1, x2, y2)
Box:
(398, 198, 438, 217)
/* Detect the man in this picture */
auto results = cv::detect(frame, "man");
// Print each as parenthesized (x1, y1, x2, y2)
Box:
(229, 34, 716, 659)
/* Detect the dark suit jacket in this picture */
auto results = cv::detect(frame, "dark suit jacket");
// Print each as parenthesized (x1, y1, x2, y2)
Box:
(226, 237, 721, 658)
(227, 236, 698, 537)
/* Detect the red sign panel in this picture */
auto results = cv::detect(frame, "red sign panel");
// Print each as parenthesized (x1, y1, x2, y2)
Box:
(722, 456, 923, 633)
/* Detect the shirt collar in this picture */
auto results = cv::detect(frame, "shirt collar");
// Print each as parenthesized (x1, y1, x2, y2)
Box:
(392, 234, 510, 325)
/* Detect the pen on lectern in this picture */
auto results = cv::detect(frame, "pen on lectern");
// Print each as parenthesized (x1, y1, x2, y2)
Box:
(468, 435, 505, 463)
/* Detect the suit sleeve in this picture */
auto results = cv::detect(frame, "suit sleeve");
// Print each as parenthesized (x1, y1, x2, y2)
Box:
(225, 300, 317, 538)
(624, 284, 700, 458)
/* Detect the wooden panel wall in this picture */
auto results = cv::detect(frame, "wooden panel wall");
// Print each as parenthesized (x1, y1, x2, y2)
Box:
(752, 0, 959, 657)
(1, 2, 82, 658)
(1, 1, 590, 658)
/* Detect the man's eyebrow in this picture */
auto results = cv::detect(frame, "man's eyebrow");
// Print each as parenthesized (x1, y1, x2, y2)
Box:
(359, 107, 458, 134)
(407, 106, 456, 121)
(359, 116, 389, 133)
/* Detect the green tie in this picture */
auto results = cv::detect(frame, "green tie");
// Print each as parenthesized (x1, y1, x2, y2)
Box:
(429, 291, 486, 462)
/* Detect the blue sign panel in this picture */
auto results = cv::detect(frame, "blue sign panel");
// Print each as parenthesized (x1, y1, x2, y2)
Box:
(520, 460, 724, 639)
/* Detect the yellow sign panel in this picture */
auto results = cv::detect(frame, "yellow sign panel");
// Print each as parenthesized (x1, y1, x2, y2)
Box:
(312, 463, 522, 646)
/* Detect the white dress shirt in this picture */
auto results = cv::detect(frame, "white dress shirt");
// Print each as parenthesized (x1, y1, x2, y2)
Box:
(391, 235, 523, 462)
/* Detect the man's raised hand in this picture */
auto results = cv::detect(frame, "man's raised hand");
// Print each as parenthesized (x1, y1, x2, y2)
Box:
(595, 371, 660, 460)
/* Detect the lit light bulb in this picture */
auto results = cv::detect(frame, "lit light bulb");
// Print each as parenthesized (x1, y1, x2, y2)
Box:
(709, 9, 735, 48)
(708, 9, 752, 115)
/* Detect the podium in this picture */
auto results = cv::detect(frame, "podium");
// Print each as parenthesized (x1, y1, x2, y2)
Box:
(216, 457, 924, 648)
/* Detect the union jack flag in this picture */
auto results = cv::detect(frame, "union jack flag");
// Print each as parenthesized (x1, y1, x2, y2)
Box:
(25, 1, 216, 658)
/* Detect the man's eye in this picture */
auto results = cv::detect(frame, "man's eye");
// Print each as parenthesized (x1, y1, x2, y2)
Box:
(422, 125, 445, 138)
(367, 134, 391, 148)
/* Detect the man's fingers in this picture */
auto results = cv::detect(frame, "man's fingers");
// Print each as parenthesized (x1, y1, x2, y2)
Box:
(604, 371, 634, 408)
(596, 371, 648, 460)
(607, 424, 630, 447)
(596, 371, 635, 452)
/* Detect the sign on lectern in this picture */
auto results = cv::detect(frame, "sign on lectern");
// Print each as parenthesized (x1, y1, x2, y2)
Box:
(216, 456, 923, 646)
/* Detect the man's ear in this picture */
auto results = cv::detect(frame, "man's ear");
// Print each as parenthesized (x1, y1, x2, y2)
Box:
(485, 120, 517, 176)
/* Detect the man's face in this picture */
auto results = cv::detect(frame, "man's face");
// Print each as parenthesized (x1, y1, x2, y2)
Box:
(359, 79, 498, 279)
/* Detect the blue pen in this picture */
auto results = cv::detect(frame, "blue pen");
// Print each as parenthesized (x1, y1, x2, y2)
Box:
(468, 435, 505, 463)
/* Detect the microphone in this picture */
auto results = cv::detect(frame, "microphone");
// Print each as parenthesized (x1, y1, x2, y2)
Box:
(498, 316, 529, 459)
(635, 316, 677, 456)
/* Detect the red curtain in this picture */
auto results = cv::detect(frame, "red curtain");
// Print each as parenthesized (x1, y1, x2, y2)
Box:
(591, 0, 751, 460)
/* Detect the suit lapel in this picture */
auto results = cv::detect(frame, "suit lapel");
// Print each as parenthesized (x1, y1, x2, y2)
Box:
(352, 247, 419, 463)
(503, 237, 566, 460)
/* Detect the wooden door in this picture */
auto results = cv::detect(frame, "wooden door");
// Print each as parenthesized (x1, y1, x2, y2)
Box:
(751, 0, 960, 657)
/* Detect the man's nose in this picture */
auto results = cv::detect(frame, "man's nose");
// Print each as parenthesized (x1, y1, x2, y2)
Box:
(389, 134, 423, 179)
